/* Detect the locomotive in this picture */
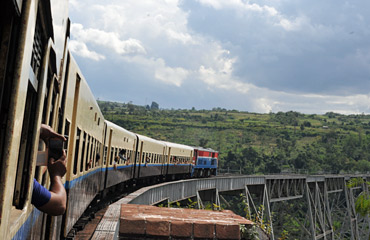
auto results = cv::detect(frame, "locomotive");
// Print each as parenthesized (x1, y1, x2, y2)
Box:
(0, 0, 218, 239)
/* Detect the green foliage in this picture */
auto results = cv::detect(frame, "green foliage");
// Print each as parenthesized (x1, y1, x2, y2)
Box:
(346, 178, 370, 217)
(355, 193, 370, 217)
(277, 230, 289, 240)
(98, 100, 370, 175)
(240, 224, 259, 240)
(239, 194, 272, 235)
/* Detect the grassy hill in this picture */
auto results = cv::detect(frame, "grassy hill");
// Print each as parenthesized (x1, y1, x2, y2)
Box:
(98, 100, 370, 175)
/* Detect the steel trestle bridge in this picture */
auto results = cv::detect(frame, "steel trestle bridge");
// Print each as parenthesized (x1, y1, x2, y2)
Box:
(105, 174, 370, 240)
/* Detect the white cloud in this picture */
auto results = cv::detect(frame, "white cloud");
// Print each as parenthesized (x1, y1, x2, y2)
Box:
(68, 0, 370, 114)
(198, 47, 253, 94)
(197, 0, 305, 31)
(69, 40, 105, 61)
(155, 64, 189, 87)
(124, 55, 189, 87)
(71, 23, 146, 56)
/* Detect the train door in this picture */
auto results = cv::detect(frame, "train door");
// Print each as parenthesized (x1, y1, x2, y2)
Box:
(136, 141, 144, 179)
(103, 128, 113, 189)
(99, 122, 107, 190)
(131, 138, 137, 179)
(166, 147, 171, 176)
(160, 147, 166, 176)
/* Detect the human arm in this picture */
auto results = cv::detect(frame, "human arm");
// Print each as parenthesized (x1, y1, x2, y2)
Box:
(37, 151, 67, 216)
(40, 124, 66, 144)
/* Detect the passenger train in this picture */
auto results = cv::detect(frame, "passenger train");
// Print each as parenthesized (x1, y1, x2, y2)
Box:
(0, 0, 218, 239)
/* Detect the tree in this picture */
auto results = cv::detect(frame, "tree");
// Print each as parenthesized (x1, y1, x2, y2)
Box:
(199, 138, 208, 148)
(347, 178, 370, 217)
(151, 101, 159, 110)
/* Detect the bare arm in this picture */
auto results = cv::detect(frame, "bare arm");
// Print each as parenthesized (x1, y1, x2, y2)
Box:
(38, 151, 67, 216)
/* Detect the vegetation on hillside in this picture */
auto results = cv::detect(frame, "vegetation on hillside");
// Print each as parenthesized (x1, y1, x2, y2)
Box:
(98, 100, 370, 174)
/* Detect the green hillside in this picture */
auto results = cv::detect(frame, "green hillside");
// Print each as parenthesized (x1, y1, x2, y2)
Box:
(98, 100, 370, 174)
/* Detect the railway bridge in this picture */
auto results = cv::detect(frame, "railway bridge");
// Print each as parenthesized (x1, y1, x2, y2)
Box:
(92, 174, 370, 240)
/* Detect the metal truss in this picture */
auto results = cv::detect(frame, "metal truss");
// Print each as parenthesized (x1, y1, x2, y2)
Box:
(126, 174, 370, 240)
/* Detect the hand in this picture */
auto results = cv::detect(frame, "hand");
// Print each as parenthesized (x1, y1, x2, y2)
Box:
(40, 124, 66, 144)
(48, 150, 67, 178)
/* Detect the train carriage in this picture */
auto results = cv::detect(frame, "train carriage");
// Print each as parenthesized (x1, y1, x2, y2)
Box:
(62, 55, 105, 236)
(103, 121, 137, 189)
(164, 142, 194, 180)
(135, 134, 167, 180)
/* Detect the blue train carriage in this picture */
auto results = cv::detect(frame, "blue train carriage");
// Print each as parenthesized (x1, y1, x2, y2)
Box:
(103, 120, 137, 189)
(134, 134, 167, 181)
(192, 148, 219, 178)
(62, 55, 105, 237)
(163, 142, 194, 180)
(0, 0, 70, 239)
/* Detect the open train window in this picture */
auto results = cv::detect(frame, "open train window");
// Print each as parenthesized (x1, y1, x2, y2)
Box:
(13, 83, 38, 209)
(85, 135, 91, 171)
(64, 119, 70, 150)
(58, 54, 70, 134)
(0, 1, 20, 186)
(79, 132, 86, 173)
(48, 75, 58, 126)
(91, 138, 96, 168)
(73, 128, 81, 175)
(109, 147, 114, 165)
(103, 146, 107, 165)
(94, 142, 98, 167)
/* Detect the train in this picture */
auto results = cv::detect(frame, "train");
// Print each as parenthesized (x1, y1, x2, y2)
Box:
(0, 0, 218, 239)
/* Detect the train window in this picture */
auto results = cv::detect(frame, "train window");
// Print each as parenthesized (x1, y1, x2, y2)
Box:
(89, 138, 95, 169)
(13, 83, 38, 209)
(94, 112, 97, 121)
(0, 0, 20, 187)
(93, 139, 97, 167)
(211, 159, 215, 165)
(110, 147, 114, 165)
(85, 135, 91, 171)
(94, 142, 99, 167)
(58, 54, 70, 134)
(80, 132, 86, 173)
(73, 128, 81, 175)
(97, 117, 100, 126)
(64, 120, 70, 150)
(48, 76, 58, 126)
(103, 146, 107, 165)
(114, 147, 118, 163)
(88, 137, 94, 169)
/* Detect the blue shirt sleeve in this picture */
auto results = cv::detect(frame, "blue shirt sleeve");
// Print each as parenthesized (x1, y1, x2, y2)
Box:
(32, 179, 51, 208)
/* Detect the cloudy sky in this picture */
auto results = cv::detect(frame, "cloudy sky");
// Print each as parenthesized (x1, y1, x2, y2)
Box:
(68, 0, 370, 114)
